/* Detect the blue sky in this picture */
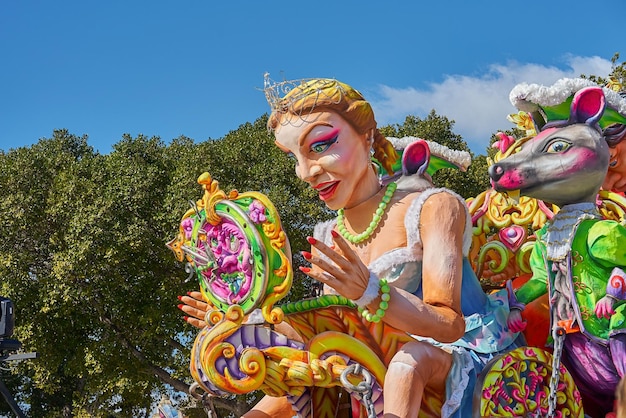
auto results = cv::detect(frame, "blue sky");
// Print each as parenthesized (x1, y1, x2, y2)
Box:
(1, 1, 623, 155)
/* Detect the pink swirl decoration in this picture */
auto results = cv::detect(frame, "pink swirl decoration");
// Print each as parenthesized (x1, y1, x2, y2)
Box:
(182, 217, 194, 240)
(248, 200, 267, 224)
(610, 273, 626, 295)
(200, 219, 253, 304)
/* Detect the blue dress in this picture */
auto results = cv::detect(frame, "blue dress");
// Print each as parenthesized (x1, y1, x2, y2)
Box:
(314, 187, 524, 417)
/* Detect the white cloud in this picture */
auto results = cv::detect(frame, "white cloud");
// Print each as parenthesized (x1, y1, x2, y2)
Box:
(369, 55, 613, 154)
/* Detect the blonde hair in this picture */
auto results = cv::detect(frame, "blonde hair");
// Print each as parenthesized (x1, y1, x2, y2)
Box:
(267, 78, 399, 175)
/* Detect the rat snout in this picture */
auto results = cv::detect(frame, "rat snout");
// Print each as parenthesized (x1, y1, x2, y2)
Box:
(488, 164, 505, 182)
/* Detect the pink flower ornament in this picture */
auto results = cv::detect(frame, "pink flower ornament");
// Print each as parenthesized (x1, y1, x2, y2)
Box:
(492, 132, 516, 154)
(181, 217, 194, 240)
(249, 200, 267, 224)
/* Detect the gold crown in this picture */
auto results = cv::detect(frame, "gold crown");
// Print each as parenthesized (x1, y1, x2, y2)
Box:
(262, 72, 347, 114)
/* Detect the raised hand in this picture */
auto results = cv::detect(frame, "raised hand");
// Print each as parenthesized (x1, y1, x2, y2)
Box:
(507, 308, 527, 333)
(594, 295, 616, 319)
(300, 230, 371, 301)
(177, 291, 209, 329)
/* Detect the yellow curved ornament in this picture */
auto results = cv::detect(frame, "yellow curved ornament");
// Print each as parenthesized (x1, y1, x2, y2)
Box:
(475, 347, 584, 417)
(598, 190, 626, 223)
(307, 331, 387, 386)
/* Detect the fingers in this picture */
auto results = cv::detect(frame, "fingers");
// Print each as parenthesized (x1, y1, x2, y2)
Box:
(507, 310, 527, 333)
(595, 304, 614, 319)
(595, 304, 604, 318)
(305, 233, 369, 276)
(595, 297, 616, 319)
(305, 236, 350, 271)
(177, 291, 209, 326)
(508, 319, 527, 333)
(513, 321, 528, 332)
(300, 233, 373, 300)
(181, 291, 208, 311)
(301, 251, 342, 281)
(184, 316, 206, 329)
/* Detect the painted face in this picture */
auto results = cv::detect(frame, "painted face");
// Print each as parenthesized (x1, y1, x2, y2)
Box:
(604, 140, 626, 192)
(273, 111, 377, 210)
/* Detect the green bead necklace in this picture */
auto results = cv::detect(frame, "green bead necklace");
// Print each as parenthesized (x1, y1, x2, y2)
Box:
(336, 182, 397, 244)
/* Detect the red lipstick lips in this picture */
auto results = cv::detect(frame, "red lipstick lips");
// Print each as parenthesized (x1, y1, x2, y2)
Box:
(315, 181, 339, 200)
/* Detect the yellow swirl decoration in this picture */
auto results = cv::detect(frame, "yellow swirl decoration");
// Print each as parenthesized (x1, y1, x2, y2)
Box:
(202, 342, 266, 394)
(486, 193, 515, 228)
(260, 353, 350, 397)
(195, 305, 258, 394)
(598, 190, 626, 223)
(309, 358, 338, 387)
(477, 347, 583, 417)
(506, 113, 537, 139)
(261, 304, 285, 324)
(307, 331, 387, 386)
(516, 241, 534, 274)
(282, 359, 315, 387)
(467, 184, 554, 287)
(259, 360, 290, 397)
(205, 309, 224, 326)
(260, 248, 291, 324)
(510, 196, 538, 225)
(189, 328, 221, 396)
(197, 172, 228, 226)
(466, 190, 487, 216)
(223, 304, 246, 323)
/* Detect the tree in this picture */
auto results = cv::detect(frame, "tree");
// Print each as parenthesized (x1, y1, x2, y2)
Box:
(0, 130, 197, 416)
(581, 52, 626, 91)
(0, 120, 333, 417)
(380, 110, 491, 198)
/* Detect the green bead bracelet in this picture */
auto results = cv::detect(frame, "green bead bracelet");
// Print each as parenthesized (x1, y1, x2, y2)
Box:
(358, 278, 391, 323)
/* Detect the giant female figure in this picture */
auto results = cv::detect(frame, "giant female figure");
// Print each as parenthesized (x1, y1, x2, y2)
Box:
(181, 76, 521, 417)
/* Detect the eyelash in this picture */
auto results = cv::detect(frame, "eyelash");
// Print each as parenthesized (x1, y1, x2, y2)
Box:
(310, 134, 338, 154)
(285, 133, 339, 165)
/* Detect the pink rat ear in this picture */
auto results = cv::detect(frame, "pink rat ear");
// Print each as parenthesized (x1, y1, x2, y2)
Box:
(402, 139, 430, 176)
(570, 86, 606, 126)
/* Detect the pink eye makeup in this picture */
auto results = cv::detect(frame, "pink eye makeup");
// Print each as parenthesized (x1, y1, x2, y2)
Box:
(309, 128, 339, 154)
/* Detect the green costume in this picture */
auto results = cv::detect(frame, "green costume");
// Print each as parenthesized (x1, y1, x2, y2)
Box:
(516, 205, 626, 342)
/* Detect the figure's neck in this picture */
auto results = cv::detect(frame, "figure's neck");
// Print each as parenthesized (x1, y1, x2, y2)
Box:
(341, 182, 393, 233)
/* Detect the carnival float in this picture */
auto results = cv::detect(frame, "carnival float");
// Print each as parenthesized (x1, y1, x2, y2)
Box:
(169, 77, 626, 417)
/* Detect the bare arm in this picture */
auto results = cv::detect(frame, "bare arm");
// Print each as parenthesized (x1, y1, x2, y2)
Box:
(381, 192, 465, 341)
(303, 192, 465, 342)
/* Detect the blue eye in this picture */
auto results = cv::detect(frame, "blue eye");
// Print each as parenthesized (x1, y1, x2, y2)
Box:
(310, 135, 338, 154)
(545, 140, 570, 153)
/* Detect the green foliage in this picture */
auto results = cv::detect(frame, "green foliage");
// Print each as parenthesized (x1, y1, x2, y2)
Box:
(380, 110, 491, 198)
(5, 53, 620, 414)
(0, 119, 332, 417)
(0, 130, 194, 416)
(580, 53, 626, 89)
